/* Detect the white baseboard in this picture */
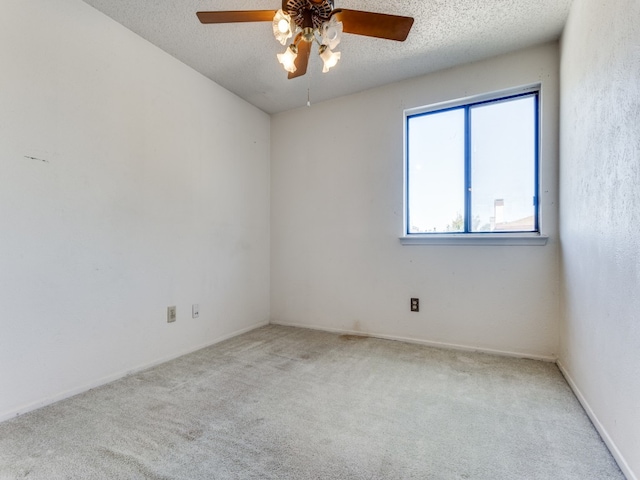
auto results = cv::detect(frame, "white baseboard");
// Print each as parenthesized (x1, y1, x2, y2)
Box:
(8, 321, 633, 480)
(557, 361, 636, 480)
(269, 320, 557, 362)
(0, 321, 269, 424)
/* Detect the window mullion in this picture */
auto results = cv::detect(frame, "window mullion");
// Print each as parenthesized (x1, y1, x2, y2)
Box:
(464, 106, 472, 233)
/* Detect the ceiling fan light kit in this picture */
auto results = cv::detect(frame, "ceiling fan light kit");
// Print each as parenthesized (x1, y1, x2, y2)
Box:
(197, 0, 414, 79)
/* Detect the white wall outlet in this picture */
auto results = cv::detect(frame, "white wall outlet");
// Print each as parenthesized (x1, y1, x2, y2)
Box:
(167, 306, 177, 323)
(192, 304, 199, 319)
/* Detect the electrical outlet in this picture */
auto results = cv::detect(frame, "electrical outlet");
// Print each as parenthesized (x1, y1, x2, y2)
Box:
(167, 306, 177, 323)
(410, 298, 419, 312)
(192, 304, 199, 319)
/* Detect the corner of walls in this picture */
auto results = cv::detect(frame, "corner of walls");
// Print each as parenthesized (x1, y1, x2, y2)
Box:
(559, 0, 640, 478)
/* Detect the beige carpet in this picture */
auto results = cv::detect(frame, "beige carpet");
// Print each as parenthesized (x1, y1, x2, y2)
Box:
(0, 325, 624, 479)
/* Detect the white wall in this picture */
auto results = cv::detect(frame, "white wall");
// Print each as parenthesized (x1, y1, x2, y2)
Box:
(271, 43, 560, 359)
(559, 1, 640, 478)
(0, 0, 270, 421)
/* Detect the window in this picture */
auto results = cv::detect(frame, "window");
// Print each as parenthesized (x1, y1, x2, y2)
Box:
(403, 87, 545, 245)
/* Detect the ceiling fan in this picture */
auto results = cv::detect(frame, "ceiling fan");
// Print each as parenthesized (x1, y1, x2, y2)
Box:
(197, 0, 414, 79)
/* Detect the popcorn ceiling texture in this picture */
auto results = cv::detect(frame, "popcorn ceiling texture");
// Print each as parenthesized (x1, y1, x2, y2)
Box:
(81, 0, 572, 113)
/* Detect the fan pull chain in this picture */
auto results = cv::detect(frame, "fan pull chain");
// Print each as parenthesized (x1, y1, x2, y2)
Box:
(306, 65, 312, 107)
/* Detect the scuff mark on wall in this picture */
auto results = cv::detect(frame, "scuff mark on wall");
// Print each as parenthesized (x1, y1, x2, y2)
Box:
(24, 155, 48, 163)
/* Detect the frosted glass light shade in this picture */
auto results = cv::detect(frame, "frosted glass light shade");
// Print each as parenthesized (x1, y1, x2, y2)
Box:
(272, 9, 293, 45)
(321, 18, 343, 50)
(277, 46, 298, 73)
(320, 47, 340, 73)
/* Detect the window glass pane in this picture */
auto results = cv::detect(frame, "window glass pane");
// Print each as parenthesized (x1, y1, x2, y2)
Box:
(407, 108, 465, 233)
(470, 96, 536, 232)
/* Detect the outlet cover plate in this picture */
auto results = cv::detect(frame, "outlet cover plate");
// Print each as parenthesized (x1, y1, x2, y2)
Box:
(167, 306, 177, 323)
(411, 298, 419, 312)
(192, 304, 199, 319)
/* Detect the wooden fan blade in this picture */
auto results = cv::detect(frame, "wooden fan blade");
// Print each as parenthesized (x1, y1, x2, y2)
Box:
(330, 9, 414, 41)
(288, 40, 311, 80)
(197, 10, 277, 24)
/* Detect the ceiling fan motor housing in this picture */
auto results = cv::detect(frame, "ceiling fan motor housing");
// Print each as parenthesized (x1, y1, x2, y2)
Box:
(286, 0, 334, 30)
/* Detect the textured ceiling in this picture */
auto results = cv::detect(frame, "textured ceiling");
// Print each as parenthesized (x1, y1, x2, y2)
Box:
(81, 0, 572, 114)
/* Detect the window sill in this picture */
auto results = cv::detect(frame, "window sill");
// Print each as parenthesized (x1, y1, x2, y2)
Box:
(399, 233, 549, 246)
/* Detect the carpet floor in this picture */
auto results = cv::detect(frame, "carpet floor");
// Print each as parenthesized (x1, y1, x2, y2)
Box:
(0, 325, 624, 479)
